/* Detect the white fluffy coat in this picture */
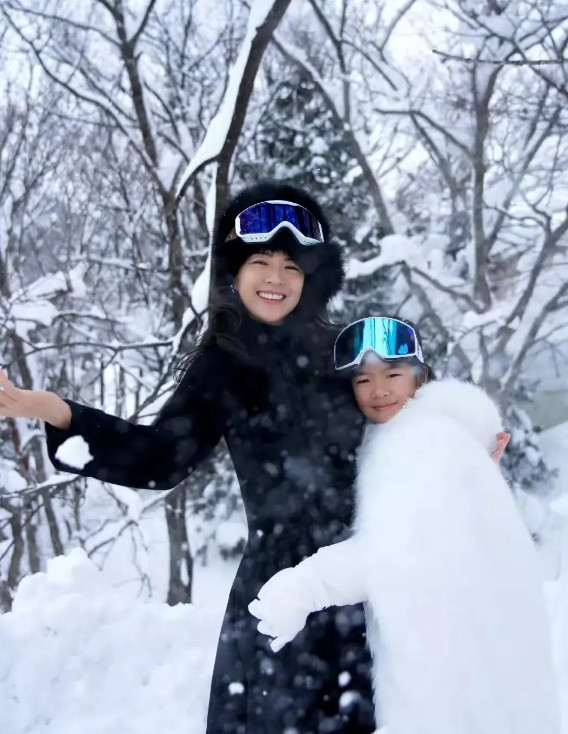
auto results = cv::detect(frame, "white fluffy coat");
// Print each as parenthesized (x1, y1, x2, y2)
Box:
(354, 379, 559, 733)
(250, 379, 560, 734)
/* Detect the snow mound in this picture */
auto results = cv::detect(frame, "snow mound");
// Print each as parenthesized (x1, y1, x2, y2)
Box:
(0, 549, 221, 734)
(545, 576, 568, 732)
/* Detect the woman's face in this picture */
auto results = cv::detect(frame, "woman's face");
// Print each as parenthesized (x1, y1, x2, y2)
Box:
(352, 358, 419, 424)
(234, 249, 305, 324)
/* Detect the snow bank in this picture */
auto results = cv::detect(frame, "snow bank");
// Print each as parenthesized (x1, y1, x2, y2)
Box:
(0, 549, 222, 734)
(541, 421, 568, 731)
(546, 577, 568, 733)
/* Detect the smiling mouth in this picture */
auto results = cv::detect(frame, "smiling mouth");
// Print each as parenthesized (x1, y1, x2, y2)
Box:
(257, 291, 286, 302)
(373, 403, 397, 411)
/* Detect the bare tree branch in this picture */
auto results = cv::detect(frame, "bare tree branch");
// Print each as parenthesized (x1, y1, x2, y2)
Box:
(433, 49, 565, 66)
(273, 34, 395, 234)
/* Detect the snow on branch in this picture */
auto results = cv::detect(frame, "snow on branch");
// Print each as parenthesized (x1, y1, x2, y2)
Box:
(433, 50, 565, 66)
(6, 265, 87, 339)
(176, 0, 292, 201)
(273, 33, 395, 234)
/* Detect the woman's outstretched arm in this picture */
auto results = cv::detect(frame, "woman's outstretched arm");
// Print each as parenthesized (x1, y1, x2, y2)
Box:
(0, 350, 226, 490)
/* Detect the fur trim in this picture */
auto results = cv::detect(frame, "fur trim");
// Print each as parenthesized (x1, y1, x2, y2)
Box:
(410, 378, 503, 453)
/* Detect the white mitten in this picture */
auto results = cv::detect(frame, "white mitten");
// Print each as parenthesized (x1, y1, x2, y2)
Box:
(248, 567, 312, 652)
(249, 539, 365, 652)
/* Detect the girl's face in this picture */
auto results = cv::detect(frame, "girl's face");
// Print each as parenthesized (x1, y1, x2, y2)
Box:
(352, 359, 419, 424)
(234, 249, 305, 324)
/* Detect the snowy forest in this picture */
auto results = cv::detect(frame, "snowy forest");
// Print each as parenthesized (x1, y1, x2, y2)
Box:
(0, 0, 567, 615)
(2, 1, 568, 732)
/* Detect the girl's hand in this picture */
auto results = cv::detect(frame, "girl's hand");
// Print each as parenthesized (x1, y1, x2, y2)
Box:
(249, 568, 310, 652)
(492, 432, 511, 463)
(0, 369, 71, 428)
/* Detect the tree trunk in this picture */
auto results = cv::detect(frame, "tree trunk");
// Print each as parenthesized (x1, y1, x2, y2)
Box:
(165, 487, 193, 604)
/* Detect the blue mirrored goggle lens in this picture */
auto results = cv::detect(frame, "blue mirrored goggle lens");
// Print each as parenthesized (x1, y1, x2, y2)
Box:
(238, 202, 323, 241)
(334, 318, 418, 370)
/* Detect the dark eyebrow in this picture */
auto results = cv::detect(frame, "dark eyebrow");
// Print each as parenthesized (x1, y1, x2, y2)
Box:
(254, 249, 297, 264)
(280, 251, 300, 263)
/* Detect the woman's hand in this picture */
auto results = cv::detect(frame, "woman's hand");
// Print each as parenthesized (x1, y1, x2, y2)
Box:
(0, 369, 72, 428)
(492, 432, 511, 463)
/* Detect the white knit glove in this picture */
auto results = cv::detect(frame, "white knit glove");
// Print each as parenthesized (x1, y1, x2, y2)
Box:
(248, 567, 312, 652)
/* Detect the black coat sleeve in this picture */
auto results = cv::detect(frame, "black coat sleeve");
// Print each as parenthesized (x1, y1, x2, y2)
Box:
(44, 351, 226, 490)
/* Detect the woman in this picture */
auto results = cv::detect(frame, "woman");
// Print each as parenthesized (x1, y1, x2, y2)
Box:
(0, 182, 375, 733)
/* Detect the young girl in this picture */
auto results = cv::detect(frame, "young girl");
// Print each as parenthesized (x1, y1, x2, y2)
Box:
(0, 183, 376, 734)
(249, 316, 560, 734)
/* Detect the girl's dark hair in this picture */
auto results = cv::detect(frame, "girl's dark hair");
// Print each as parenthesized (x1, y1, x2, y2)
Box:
(175, 181, 345, 381)
(380, 357, 435, 386)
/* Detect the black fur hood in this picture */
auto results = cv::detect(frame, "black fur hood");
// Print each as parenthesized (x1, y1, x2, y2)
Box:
(213, 181, 345, 318)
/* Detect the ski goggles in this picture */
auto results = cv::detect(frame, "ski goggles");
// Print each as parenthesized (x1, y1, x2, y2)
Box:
(334, 317, 424, 371)
(225, 200, 324, 246)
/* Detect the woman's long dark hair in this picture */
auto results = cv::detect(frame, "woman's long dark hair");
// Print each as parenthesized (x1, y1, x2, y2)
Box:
(174, 288, 342, 383)
(174, 287, 249, 382)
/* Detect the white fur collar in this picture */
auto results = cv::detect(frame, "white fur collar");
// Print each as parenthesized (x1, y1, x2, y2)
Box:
(366, 378, 503, 453)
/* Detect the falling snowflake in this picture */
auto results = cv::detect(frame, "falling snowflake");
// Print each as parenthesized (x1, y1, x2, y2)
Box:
(228, 681, 245, 696)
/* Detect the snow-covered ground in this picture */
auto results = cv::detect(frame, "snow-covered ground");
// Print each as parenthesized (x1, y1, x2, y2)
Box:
(0, 550, 221, 734)
(1, 423, 567, 734)
(0, 544, 238, 734)
(542, 421, 568, 731)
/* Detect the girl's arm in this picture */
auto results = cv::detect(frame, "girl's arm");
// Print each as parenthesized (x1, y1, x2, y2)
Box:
(249, 537, 366, 651)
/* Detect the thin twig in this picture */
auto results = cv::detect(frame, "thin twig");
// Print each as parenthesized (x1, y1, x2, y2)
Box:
(433, 49, 564, 66)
